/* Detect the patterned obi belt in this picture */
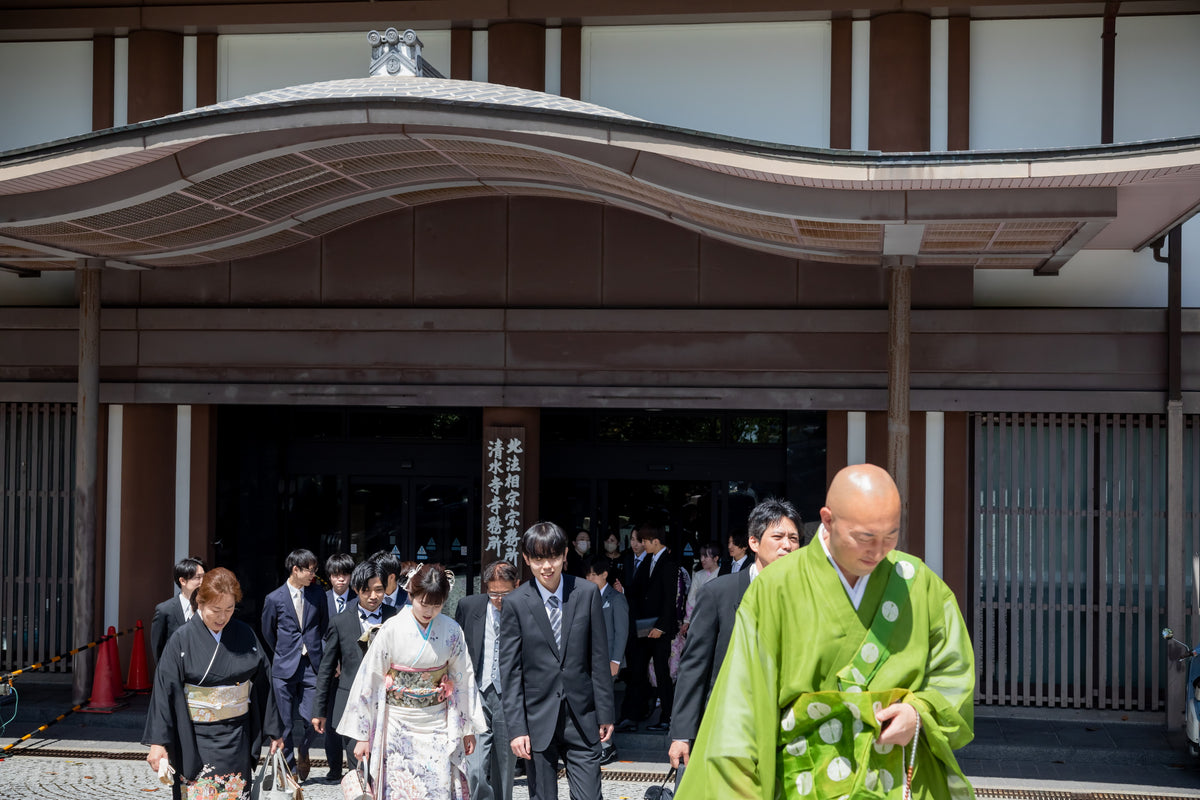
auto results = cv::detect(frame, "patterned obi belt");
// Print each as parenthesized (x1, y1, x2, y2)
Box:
(184, 681, 251, 723)
(385, 663, 449, 709)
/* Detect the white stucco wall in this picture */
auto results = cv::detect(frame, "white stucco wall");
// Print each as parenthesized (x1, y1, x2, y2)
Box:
(0, 41, 93, 151)
(582, 22, 831, 148)
(970, 18, 1102, 151)
(218, 31, 452, 101)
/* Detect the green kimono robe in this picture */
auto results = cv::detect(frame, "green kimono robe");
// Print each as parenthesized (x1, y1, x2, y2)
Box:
(677, 535, 975, 800)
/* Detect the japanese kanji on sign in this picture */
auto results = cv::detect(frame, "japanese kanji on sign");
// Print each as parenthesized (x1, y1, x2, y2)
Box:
(482, 425, 525, 566)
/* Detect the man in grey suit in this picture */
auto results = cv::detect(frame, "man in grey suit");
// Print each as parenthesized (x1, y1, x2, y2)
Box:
(500, 522, 615, 800)
(149, 556, 206, 662)
(586, 555, 628, 766)
(455, 560, 520, 800)
(312, 559, 397, 775)
(668, 498, 802, 784)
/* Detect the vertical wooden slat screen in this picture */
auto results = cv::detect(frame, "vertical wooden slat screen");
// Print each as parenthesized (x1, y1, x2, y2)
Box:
(973, 412, 1179, 709)
(1, 403, 76, 673)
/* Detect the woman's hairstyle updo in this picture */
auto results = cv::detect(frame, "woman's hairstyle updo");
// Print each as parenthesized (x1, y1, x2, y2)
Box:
(405, 563, 450, 606)
(193, 567, 243, 609)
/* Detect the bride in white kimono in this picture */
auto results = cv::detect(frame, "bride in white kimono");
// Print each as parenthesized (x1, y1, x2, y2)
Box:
(338, 564, 487, 800)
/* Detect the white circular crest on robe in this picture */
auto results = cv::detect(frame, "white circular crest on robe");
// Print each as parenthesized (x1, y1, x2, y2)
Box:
(807, 701, 832, 720)
(782, 707, 796, 732)
(795, 772, 814, 795)
(882, 600, 900, 622)
(852, 719, 864, 736)
(785, 737, 808, 757)
(864, 770, 879, 791)
(847, 685, 863, 693)
(819, 719, 844, 744)
(896, 561, 916, 580)
(861, 643, 880, 663)
(851, 667, 867, 684)
(872, 701, 883, 717)
(847, 704, 862, 721)
(827, 757, 852, 782)
(880, 770, 896, 792)
(873, 741, 894, 755)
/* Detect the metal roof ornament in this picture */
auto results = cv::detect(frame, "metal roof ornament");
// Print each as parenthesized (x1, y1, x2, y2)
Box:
(368, 28, 444, 79)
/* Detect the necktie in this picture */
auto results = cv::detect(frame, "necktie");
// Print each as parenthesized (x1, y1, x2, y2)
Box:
(490, 613, 501, 692)
(384, 595, 395, 607)
(547, 595, 561, 649)
(293, 590, 304, 625)
(337, 595, 345, 614)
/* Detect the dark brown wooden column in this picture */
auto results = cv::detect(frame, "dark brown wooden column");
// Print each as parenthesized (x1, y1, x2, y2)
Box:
(829, 18, 853, 150)
(92, 35, 114, 131)
(942, 412, 970, 617)
(947, 17, 970, 151)
(887, 260, 913, 547)
(451, 28, 473, 81)
(487, 22, 545, 92)
(197, 34, 217, 108)
(72, 262, 101, 704)
(869, 12, 931, 152)
(128, 30, 183, 123)
(560, 24, 581, 100)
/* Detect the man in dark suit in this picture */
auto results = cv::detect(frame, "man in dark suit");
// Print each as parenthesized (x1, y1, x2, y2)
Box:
(500, 522, 615, 800)
(668, 498, 801, 785)
(619, 521, 678, 733)
(455, 560, 520, 800)
(319, 552, 355, 780)
(262, 548, 329, 781)
(149, 556, 206, 662)
(312, 558, 396, 777)
(718, 527, 751, 575)
(368, 550, 408, 609)
(586, 555, 628, 765)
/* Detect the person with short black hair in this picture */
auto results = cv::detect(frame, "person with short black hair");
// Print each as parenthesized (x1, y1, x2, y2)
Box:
(618, 521, 679, 734)
(499, 522, 615, 800)
(586, 555, 629, 767)
(317, 552, 356, 780)
(456, 560, 521, 800)
(721, 527, 752, 574)
(261, 548, 329, 781)
(368, 550, 407, 608)
(312, 558, 398, 778)
(150, 556, 207, 662)
(339, 563, 486, 800)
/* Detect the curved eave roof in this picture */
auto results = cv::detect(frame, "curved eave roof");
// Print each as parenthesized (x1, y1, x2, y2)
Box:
(1, 77, 1198, 275)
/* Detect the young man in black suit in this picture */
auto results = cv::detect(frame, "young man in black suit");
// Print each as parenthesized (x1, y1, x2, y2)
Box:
(312, 558, 397, 777)
(619, 521, 679, 734)
(667, 498, 801, 784)
(455, 560, 519, 800)
(586, 555, 628, 766)
(499, 522, 615, 800)
(368, 550, 408, 608)
(718, 527, 751, 575)
(320, 552, 355, 780)
(149, 556, 206, 662)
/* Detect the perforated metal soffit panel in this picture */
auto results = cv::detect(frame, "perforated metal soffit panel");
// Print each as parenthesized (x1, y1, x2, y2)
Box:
(0, 77, 1197, 273)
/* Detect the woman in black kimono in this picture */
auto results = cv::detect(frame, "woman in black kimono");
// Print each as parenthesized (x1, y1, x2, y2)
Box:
(144, 567, 285, 800)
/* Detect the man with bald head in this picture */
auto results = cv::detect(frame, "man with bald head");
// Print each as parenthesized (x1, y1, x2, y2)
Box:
(678, 464, 975, 800)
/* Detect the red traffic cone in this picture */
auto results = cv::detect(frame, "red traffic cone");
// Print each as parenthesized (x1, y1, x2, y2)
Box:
(126, 620, 151, 693)
(81, 632, 127, 713)
(105, 627, 130, 699)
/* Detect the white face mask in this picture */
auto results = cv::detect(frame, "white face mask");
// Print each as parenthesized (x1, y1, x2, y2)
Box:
(576, 541, 590, 554)
(604, 540, 619, 553)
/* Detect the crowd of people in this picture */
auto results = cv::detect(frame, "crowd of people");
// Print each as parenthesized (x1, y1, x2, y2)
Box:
(140, 464, 976, 800)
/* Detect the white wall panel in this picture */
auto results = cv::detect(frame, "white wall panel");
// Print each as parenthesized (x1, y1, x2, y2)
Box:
(974, 249, 1166, 307)
(545, 28, 562, 96)
(218, 31, 451, 101)
(0, 41, 93, 151)
(970, 19, 1102, 151)
(930, 19, 949, 152)
(583, 23, 830, 147)
(1113, 15, 1200, 143)
(851, 20, 870, 151)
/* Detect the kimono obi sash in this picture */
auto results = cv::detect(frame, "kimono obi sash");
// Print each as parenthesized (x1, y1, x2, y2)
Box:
(385, 663, 449, 709)
(184, 681, 251, 723)
(777, 556, 920, 798)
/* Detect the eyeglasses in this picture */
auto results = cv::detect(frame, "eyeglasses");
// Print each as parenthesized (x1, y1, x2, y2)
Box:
(487, 590, 512, 600)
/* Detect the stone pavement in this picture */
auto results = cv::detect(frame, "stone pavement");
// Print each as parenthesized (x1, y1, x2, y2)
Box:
(5, 676, 1200, 797)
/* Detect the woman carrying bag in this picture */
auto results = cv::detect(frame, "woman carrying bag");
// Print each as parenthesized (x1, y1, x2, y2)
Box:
(144, 567, 286, 800)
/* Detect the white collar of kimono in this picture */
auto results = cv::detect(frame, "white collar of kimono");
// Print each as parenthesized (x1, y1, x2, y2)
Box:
(817, 524, 871, 610)
(533, 576, 564, 607)
(748, 561, 760, 582)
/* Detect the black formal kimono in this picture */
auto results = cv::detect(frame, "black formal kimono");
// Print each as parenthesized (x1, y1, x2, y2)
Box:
(143, 615, 283, 800)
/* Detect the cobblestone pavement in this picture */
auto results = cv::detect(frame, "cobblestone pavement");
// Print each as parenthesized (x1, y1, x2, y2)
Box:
(0, 755, 665, 800)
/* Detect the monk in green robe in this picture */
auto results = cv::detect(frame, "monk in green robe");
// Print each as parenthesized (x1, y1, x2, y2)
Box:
(677, 464, 974, 800)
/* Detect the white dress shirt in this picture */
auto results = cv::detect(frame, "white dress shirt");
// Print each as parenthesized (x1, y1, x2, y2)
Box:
(818, 524, 871, 609)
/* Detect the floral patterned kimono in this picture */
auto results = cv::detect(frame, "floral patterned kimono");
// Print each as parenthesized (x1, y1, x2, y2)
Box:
(337, 606, 486, 800)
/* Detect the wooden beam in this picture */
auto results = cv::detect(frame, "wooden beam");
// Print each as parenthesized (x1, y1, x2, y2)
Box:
(887, 259, 913, 548)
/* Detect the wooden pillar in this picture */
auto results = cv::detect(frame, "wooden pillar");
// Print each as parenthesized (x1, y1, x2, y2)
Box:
(1166, 224, 1184, 731)
(1101, 1, 1119, 144)
(487, 22, 545, 92)
(887, 260, 913, 549)
(128, 30, 183, 123)
(196, 34, 218, 108)
(946, 17, 970, 151)
(92, 35, 114, 131)
(72, 263, 101, 704)
(869, 12, 931, 152)
(451, 28, 473, 81)
(829, 18, 853, 149)
(560, 24, 582, 100)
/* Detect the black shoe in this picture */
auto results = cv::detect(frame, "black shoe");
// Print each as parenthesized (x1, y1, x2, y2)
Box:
(600, 746, 619, 766)
(646, 721, 671, 733)
(616, 718, 639, 732)
(326, 770, 343, 782)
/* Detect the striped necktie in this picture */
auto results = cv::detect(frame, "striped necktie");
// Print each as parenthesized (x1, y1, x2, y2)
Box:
(337, 595, 345, 614)
(547, 595, 561, 649)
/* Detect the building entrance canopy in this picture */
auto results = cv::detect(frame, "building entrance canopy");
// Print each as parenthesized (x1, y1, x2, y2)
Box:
(0, 76, 1199, 276)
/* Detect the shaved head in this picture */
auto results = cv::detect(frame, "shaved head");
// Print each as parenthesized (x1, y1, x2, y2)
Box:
(820, 464, 902, 585)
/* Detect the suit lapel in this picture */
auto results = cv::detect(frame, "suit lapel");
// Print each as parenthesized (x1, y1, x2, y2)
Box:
(558, 575, 575, 662)
(524, 582, 559, 657)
